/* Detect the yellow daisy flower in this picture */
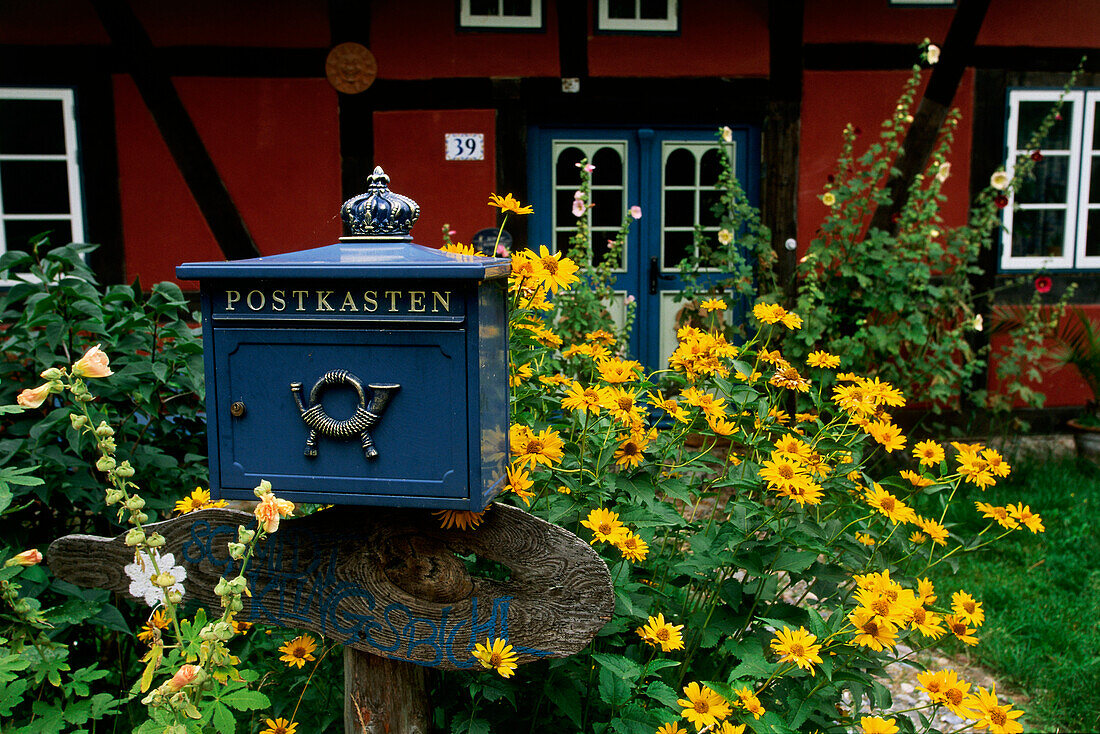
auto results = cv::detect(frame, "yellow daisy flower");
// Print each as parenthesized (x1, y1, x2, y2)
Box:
(260, 718, 298, 734)
(769, 626, 823, 675)
(471, 637, 519, 678)
(278, 634, 317, 669)
(677, 682, 732, 730)
(637, 613, 684, 652)
(488, 192, 533, 215)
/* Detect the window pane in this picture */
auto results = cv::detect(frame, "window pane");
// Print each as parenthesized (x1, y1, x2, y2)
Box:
(664, 230, 693, 268)
(665, 148, 695, 186)
(591, 147, 623, 185)
(1093, 101, 1100, 149)
(592, 229, 618, 267)
(1, 160, 71, 214)
(591, 188, 622, 227)
(608, 0, 636, 19)
(1085, 209, 1100, 258)
(555, 230, 572, 254)
(1090, 155, 1100, 204)
(699, 148, 722, 186)
(700, 190, 722, 227)
(555, 147, 584, 187)
(639, 0, 668, 19)
(1010, 209, 1066, 258)
(1017, 100, 1072, 150)
(0, 99, 66, 155)
(556, 189, 578, 224)
(1014, 155, 1069, 204)
(469, 0, 498, 15)
(4, 220, 71, 253)
(664, 189, 694, 227)
(501, 0, 531, 15)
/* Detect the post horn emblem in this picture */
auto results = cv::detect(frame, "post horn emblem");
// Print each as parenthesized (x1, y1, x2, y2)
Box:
(290, 370, 399, 459)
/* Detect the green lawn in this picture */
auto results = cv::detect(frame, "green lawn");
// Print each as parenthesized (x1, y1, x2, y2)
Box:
(928, 453, 1100, 733)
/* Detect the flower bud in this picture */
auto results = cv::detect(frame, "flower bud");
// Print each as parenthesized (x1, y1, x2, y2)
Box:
(95, 455, 117, 472)
(151, 572, 176, 588)
(214, 578, 229, 597)
(13, 599, 32, 615)
(213, 621, 235, 641)
(4, 549, 43, 567)
(199, 624, 219, 642)
(165, 590, 184, 605)
(227, 542, 247, 560)
(114, 461, 135, 478)
(166, 664, 203, 692)
(236, 527, 255, 544)
(105, 488, 126, 505)
(129, 511, 149, 525)
(94, 421, 115, 438)
(125, 496, 146, 511)
(70, 413, 89, 429)
(252, 479, 273, 498)
(227, 577, 247, 596)
(124, 528, 146, 547)
(40, 367, 63, 381)
(226, 597, 244, 613)
(145, 533, 166, 548)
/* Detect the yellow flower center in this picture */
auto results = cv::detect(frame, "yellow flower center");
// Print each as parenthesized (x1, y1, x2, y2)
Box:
(963, 601, 976, 613)
(872, 599, 890, 617)
(777, 465, 795, 480)
(879, 497, 896, 512)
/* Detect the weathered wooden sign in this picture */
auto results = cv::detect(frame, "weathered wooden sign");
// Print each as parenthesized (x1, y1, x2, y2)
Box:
(48, 503, 614, 670)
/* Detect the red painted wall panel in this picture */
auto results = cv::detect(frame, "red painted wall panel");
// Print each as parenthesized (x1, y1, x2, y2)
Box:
(797, 69, 974, 254)
(116, 76, 341, 288)
(804, 0, 954, 45)
(977, 0, 1099, 48)
(373, 110, 497, 249)
(0, 0, 110, 44)
(371, 1, 559, 79)
(588, 0, 768, 78)
(129, 0, 330, 48)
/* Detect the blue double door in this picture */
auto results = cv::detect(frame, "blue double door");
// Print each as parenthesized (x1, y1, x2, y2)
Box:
(527, 126, 758, 368)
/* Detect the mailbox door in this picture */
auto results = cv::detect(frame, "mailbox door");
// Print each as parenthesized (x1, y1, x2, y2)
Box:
(211, 327, 468, 507)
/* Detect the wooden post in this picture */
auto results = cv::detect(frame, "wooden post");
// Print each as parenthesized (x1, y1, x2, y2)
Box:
(344, 649, 429, 734)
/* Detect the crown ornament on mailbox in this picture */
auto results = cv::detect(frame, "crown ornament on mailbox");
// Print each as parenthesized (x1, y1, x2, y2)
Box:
(340, 166, 420, 240)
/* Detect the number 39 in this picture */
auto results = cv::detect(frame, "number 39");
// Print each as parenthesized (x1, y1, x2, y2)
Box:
(454, 137, 478, 157)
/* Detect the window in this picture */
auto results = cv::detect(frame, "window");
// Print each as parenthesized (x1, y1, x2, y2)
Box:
(1000, 89, 1099, 270)
(661, 141, 724, 271)
(551, 140, 629, 270)
(596, 0, 678, 33)
(0, 88, 85, 261)
(458, 0, 543, 29)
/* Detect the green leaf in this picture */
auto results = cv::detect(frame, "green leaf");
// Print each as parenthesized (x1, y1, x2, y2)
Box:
(641, 680, 680, 708)
(592, 652, 643, 683)
(611, 703, 659, 734)
(212, 702, 236, 734)
(545, 681, 583, 729)
(219, 688, 270, 712)
(0, 678, 29, 717)
(598, 667, 634, 707)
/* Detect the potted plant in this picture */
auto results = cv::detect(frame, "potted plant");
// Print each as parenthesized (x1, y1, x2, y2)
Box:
(1056, 308, 1100, 457)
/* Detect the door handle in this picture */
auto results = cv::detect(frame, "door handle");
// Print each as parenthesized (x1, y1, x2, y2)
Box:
(648, 256, 675, 295)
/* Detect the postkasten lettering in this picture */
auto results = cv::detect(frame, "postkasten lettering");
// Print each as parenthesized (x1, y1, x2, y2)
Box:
(222, 288, 453, 315)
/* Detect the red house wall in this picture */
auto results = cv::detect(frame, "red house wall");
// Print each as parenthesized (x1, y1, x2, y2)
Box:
(587, 0, 768, 78)
(116, 76, 341, 287)
(129, 0, 329, 47)
(797, 69, 974, 254)
(373, 110, 498, 249)
(371, 1, 560, 80)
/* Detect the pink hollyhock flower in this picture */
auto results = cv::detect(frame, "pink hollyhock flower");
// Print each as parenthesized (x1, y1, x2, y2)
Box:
(1034, 276, 1052, 293)
(167, 665, 203, 692)
(16, 384, 52, 409)
(572, 199, 586, 218)
(5, 549, 42, 567)
(629, 206, 642, 220)
(71, 344, 113, 378)
(254, 493, 295, 533)
(584, 164, 595, 172)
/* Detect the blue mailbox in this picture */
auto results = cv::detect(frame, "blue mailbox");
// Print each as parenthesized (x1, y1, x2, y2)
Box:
(177, 168, 510, 511)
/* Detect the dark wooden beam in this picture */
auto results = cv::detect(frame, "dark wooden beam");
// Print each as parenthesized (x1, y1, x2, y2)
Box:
(329, 0, 375, 203)
(88, 0, 260, 261)
(494, 78, 529, 249)
(557, 0, 588, 80)
(76, 74, 126, 285)
(763, 0, 804, 303)
(867, 0, 992, 235)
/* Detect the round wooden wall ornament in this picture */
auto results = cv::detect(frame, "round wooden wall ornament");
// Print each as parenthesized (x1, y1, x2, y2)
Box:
(326, 42, 378, 95)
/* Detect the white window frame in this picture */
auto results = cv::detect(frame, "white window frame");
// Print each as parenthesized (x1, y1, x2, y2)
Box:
(550, 139, 629, 274)
(1000, 88, 1086, 271)
(660, 140, 729, 272)
(596, 0, 678, 33)
(1077, 91, 1100, 268)
(0, 87, 85, 266)
(458, 0, 542, 29)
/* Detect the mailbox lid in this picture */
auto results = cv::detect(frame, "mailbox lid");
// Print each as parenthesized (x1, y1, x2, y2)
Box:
(177, 242, 510, 281)
(211, 326, 469, 504)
